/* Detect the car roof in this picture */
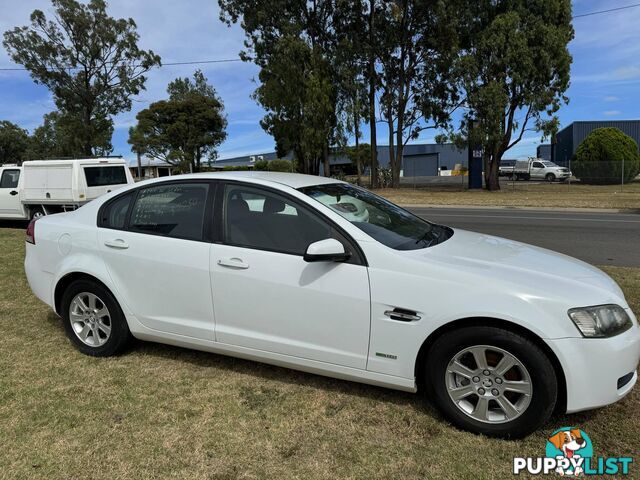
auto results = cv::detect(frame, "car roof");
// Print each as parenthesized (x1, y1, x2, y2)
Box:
(154, 171, 345, 189)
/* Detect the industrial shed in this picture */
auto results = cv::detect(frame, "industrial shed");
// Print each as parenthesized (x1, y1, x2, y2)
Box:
(553, 120, 640, 166)
(213, 143, 468, 176)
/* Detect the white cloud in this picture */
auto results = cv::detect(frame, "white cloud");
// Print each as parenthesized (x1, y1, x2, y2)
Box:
(612, 66, 640, 80)
(603, 95, 620, 102)
(603, 110, 621, 116)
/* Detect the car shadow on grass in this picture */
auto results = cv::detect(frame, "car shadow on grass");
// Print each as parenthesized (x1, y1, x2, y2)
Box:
(44, 310, 609, 440)
(45, 310, 435, 411)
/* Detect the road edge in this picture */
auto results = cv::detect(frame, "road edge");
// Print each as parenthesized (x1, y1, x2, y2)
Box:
(398, 204, 640, 214)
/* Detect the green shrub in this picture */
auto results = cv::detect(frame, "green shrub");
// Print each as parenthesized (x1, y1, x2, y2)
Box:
(267, 159, 296, 172)
(573, 128, 640, 184)
(254, 159, 269, 171)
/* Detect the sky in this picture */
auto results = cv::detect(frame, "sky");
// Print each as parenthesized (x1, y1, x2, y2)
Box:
(0, 0, 639, 162)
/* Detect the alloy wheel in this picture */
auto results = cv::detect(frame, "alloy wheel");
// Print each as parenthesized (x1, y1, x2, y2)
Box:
(445, 345, 532, 424)
(68, 292, 112, 347)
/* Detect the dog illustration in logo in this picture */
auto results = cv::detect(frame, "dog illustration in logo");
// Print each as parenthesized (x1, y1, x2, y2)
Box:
(548, 429, 586, 476)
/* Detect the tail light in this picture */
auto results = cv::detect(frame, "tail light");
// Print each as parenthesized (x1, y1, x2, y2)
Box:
(26, 218, 36, 245)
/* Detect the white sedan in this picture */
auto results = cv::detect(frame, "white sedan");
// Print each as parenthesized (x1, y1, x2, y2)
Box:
(24, 172, 639, 438)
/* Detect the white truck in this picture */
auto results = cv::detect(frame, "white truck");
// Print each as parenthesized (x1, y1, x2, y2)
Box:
(513, 158, 571, 182)
(0, 157, 134, 221)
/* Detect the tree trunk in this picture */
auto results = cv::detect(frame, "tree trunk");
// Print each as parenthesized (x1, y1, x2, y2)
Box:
(83, 108, 92, 156)
(354, 119, 362, 186)
(386, 105, 395, 188)
(485, 149, 501, 191)
(393, 107, 405, 188)
(323, 142, 330, 177)
(368, 0, 378, 189)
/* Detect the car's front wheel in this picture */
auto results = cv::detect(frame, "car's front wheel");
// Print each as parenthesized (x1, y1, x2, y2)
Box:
(61, 279, 132, 356)
(546, 173, 556, 182)
(424, 326, 557, 438)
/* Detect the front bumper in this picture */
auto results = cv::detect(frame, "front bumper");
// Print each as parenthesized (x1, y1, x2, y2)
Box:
(546, 320, 640, 413)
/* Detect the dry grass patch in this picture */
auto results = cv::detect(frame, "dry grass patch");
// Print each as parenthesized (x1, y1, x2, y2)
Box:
(0, 227, 638, 479)
(374, 181, 640, 210)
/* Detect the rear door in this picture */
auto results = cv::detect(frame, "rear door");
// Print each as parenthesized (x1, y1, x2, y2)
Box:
(97, 180, 216, 340)
(0, 168, 25, 219)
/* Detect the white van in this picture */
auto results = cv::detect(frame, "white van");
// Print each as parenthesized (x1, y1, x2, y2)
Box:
(0, 158, 134, 220)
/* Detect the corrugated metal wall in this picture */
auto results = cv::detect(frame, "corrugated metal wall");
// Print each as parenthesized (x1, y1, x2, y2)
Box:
(554, 120, 640, 167)
(537, 144, 552, 161)
(376, 143, 467, 171)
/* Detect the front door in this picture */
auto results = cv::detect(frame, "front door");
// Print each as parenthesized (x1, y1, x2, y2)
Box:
(97, 181, 215, 340)
(210, 183, 371, 369)
(530, 161, 545, 178)
(0, 168, 24, 218)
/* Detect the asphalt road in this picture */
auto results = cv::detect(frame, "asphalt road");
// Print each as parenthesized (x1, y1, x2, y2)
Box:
(3, 207, 638, 267)
(408, 207, 640, 267)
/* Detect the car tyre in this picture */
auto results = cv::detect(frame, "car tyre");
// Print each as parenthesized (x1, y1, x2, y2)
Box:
(546, 173, 556, 182)
(30, 207, 44, 220)
(424, 326, 557, 439)
(61, 279, 132, 357)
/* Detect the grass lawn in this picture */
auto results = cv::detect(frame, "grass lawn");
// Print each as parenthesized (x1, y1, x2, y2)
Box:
(0, 226, 638, 479)
(373, 181, 640, 210)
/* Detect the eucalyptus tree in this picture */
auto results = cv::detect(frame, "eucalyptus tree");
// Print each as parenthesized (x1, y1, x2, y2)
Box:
(453, 0, 573, 190)
(4, 0, 160, 156)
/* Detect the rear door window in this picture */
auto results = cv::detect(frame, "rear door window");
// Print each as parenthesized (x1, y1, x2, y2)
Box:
(129, 183, 210, 241)
(84, 166, 128, 187)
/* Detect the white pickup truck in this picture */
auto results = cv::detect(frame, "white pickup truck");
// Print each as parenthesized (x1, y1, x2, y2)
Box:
(0, 158, 134, 221)
(513, 158, 571, 182)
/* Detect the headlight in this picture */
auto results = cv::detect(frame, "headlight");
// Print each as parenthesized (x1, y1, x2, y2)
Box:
(568, 304, 633, 338)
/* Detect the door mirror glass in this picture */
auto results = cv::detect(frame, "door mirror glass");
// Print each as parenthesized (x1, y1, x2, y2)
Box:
(304, 238, 350, 263)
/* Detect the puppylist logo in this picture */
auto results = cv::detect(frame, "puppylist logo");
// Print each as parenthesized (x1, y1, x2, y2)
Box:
(513, 427, 634, 476)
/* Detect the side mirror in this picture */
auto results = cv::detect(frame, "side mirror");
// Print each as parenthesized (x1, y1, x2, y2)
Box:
(303, 238, 351, 263)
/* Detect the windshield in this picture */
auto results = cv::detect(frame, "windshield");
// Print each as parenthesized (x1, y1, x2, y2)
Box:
(542, 162, 558, 167)
(299, 183, 453, 250)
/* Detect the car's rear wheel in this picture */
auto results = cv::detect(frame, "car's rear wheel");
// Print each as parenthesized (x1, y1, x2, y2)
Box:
(61, 279, 131, 356)
(424, 326, 557, 438)
(546, 173, 556, 182)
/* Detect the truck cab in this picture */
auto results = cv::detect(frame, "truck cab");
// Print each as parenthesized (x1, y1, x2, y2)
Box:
(0, 165, 27, 219)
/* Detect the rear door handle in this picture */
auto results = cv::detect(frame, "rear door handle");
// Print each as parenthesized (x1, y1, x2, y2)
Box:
(104, 239, 129, 249)
(217, 257, 249, 269)
(9, 190, 18, 196)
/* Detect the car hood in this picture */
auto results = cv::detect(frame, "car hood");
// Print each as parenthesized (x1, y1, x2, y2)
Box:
(407, 228, 625, 304)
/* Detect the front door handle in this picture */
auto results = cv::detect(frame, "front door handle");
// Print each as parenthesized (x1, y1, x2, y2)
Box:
(104, 239, 129, 249)
(9, 190, 18, 196)
(217, 257, 249, 269)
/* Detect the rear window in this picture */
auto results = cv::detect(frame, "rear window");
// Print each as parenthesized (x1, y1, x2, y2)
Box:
(84, 166, 128, 187)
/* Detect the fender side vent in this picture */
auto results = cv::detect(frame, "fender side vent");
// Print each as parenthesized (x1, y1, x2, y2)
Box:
(384, 308, 421, 322)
